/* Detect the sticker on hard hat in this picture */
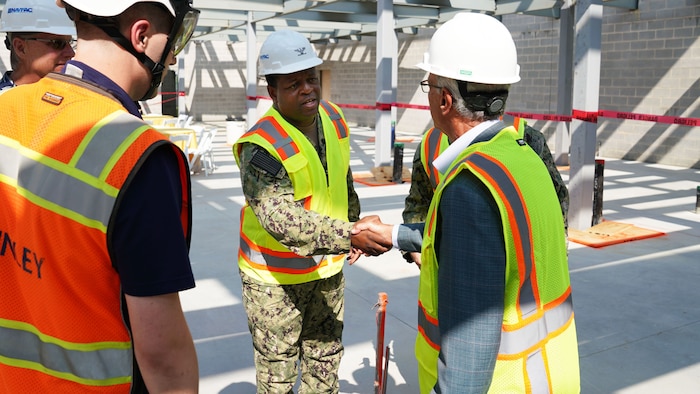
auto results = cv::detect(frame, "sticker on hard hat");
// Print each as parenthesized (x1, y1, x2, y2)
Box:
(294, 47, 307, 56)
(460, 70, 473, 76)
(7, 7, 33, 14)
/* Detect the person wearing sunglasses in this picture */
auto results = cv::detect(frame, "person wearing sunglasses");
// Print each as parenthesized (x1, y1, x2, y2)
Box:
(0, 1, 201, 393)
(0, 0, 76, 93)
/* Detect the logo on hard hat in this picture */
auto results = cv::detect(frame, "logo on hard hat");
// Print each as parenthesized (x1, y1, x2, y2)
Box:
(260, 54, 270, 59)
(294, 47, 307, 57)
(7, 7, 33, 13)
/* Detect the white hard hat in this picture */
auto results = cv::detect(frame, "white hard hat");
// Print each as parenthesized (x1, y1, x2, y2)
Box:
(0, 0, 76, 35)
(416, 13, 520, 85)
(59, 0, 176, 18)
(259, 30, 322, 76)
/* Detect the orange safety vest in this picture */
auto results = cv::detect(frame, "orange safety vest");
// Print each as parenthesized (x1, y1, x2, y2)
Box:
(0, 73, 191, 392)
(233, 100, 351, 285)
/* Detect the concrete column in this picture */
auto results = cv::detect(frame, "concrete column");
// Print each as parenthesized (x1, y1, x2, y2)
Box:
(178, 57, 186, 115)
(555, 0, 574, 166)
(374, 0, 397, 167)
(569, 0, 603, 230)
(246, 12, 257, 126)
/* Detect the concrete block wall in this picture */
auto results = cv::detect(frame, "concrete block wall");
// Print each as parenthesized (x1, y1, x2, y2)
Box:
(596, 0, 700, 167)
(1, 1, 696, 168)
(316, 41, 378, 127)
(500, 1, 700, 168)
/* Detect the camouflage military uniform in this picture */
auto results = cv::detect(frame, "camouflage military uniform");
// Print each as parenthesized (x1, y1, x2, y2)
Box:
(237, 116, 359, 394)
(403, 124, 569, 228)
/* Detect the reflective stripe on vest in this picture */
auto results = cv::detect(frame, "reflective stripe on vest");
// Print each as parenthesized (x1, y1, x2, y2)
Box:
(465, 153, 538, 319)
(319, 101, 349, 139)
(498, 292, 573, 357)
(421, 128, 446, 190)
(0, 112, 148, 231)
(513, 116, 526, 139)
(247, 116, 300, 161)
(0, 319, 131, 386)
(239, 209, 328, 273)
(417, 300, 440, 351)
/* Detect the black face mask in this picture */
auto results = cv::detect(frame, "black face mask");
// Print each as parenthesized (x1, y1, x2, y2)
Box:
(87, 0, 200, 101)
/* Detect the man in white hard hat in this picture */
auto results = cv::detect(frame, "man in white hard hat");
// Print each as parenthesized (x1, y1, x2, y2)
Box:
(0, 0, 76, 92)
(353, 13, 580, 393)
(233, 29, 387, 393)
(0, 1, 200, 392)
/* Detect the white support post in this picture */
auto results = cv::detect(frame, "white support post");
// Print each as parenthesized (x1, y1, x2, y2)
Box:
(374, 0, 397, 167)
(246, 12, 257, 127)
(178, 57, 186, 115)
(568, 0, 603, 230)
(555, 0, 574, 166)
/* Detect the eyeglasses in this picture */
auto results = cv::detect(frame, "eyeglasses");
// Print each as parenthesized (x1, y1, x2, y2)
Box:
(420, 80, 443, 93)
(24, 38, 76, 51)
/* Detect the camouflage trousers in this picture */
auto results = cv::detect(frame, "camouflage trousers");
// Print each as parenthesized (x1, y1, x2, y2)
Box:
(240, 270, 345, 394)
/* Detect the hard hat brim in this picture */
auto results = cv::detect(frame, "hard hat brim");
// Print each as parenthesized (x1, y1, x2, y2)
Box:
(416, 62, 521, 85)
(260, 56, 322, 76)
(61, 0, 176, 17)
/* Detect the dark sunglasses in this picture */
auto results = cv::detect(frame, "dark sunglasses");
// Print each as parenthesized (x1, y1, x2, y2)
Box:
(169, 8, 200, 56)
(24, 38, 75, 51)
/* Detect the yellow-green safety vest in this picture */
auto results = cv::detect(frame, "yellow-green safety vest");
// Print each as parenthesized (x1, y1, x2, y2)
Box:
(233, 100, 351, 285)
(421, 117, 526, 190)
(416, 123, 580, 393)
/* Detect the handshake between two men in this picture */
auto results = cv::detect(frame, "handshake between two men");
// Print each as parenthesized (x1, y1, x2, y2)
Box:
(347, 215, 396, 264)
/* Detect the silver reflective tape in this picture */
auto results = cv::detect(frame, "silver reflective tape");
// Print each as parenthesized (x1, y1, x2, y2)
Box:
(254, 120, 298, 159)
(320, 101, 348, 138)
(526, 349, 550, 393)
(0, 324, 132, 381)
(76, 112, 145, 177)
(239, 235, 318, 270)
(417, 305, 440, 349)
(19, 155, 114, 227)
(499, 295, 573, 355)
(467, 153, 537, 317)
(0, 143, 19, 178)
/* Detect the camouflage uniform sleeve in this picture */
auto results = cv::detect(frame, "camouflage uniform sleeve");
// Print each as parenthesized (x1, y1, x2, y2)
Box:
(347, 167, 360, 222)
(524, 125, 570, 229)
(402, 142, 434, 224)
(239, 142, 354, 256)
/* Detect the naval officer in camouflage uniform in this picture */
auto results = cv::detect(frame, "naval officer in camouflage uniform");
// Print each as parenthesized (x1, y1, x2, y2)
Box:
(402, 121, 569, 266)
(233, 30, 385, 393)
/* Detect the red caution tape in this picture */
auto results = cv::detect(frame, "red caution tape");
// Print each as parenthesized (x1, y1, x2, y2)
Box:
(572, 109, 599, 123)
(506, 112, 573, 122)
(393, 102, 430, 110)
(337, 103, 378, 110)
(598, 110, 700, 126)
(508, 110, 698, 126)
(376, 102, 392, 111)
(240, 96, 699, 127)
(161, 91, 186, 97)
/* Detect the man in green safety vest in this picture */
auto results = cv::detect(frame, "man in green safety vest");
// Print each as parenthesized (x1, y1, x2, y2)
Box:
(353, 12, 581, 393)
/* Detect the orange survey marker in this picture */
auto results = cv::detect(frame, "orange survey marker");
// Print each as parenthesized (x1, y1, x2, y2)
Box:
(374, 292, 389, 394)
